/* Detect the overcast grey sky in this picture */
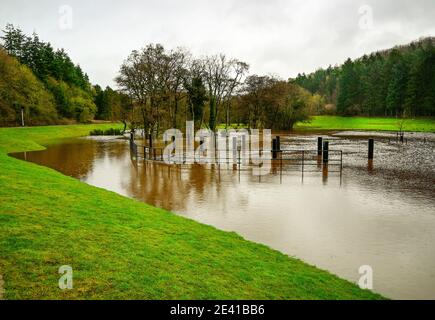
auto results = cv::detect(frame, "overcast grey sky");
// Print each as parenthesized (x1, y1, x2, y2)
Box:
(1, 0, 434, 87)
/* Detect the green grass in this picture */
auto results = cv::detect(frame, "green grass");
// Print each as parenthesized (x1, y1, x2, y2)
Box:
(295, 116, 435, 132)
(0, 124, 384, 300)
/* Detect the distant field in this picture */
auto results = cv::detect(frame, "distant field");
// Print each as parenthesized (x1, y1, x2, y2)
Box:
(295, 116, 435, 132)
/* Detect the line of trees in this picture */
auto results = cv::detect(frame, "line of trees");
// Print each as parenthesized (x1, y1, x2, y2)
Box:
(1, 24, 96, 123)
(116, 45, 315, 135)
(0, 25, 321, 130)
(0, 48, 58, 126)
(295, 37, 435, 117)
(115, 45, 251, 134)
(235, 75, 319, 130)
(0, 24, 129, 126)
(7, 23, 416, 130)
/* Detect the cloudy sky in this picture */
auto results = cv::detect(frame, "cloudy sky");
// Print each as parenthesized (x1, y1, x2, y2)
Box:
(1, 0, 434, 87)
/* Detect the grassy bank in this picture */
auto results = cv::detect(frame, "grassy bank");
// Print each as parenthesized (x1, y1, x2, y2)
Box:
(0, 124, 383, 299)
(295, 116, 435, 132)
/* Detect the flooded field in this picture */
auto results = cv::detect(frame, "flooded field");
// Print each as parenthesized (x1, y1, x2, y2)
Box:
(11, 131, 435, 299)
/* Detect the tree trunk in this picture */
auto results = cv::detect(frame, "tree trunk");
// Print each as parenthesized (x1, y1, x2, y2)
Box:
(209, 99, 216, 131)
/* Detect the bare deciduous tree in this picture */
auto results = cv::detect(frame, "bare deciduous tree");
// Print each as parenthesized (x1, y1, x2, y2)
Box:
(200, 54, 249, 131)
(116, 44, 184, 137)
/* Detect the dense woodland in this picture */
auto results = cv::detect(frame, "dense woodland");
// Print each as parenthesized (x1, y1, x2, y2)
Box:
(1, 24, 434, 130)
(0, 24, 126, 126)
(294, 37, 435, 117)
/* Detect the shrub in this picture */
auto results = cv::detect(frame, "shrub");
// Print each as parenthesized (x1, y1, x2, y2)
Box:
(90, 128, 122, 136)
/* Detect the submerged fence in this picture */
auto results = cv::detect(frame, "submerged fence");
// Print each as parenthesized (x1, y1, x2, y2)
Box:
(128, 134, 344, 181)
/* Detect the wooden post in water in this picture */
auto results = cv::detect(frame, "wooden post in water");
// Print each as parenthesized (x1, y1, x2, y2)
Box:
(148, 134, 153, 156)
(276, 136, 281, 153)
(368, 139, 374, 160)
(272, 138, 277, 159)
(368, 159, 374, 172)
(232, 136, 237, 170)
(317, 137, 323, 156)
(238, 146, 241, 182)
(131, 141, 137, 158)
(323, 141, 329, 163)
(340, 151, 343, 184)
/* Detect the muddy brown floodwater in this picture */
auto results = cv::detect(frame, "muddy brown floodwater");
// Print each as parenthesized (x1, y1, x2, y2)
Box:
(11, 131, 435, 300)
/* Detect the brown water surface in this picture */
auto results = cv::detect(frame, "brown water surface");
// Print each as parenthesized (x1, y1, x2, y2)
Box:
(11, 132, 435, 299)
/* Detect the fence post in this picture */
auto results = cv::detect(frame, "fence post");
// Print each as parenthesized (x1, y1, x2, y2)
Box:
(272, 138, 277, 159)
(323, 141, 329, 163)
(368, 139, 374, 160)
(149, 134, 153, 151)
(132, 141, 137, 158)
(233, 136, 237, 169)
(238, 147, 241, 182)
(340, 150, 343, 184)
(317, 137, 323, 156)
(276, 136, 281, 153)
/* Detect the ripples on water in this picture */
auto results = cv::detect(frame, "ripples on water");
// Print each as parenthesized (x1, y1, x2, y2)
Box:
(11, 131, 435, 300)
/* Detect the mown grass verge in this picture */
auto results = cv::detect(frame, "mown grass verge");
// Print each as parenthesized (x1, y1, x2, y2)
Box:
(0, 124, 384, 299)
(295, 116, 435, 132)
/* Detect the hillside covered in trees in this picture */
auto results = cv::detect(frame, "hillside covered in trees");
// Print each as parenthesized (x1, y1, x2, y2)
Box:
(1, 24, 434, 129)
(0, 24, 125, 127)
(294, 37, 435, 117)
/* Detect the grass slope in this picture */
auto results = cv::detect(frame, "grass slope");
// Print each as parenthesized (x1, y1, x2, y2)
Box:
(295, 116, 435, 132)
(0, 124, 384, 300)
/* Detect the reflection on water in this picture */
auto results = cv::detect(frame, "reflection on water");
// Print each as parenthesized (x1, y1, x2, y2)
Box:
(11, 133, 435, 300)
